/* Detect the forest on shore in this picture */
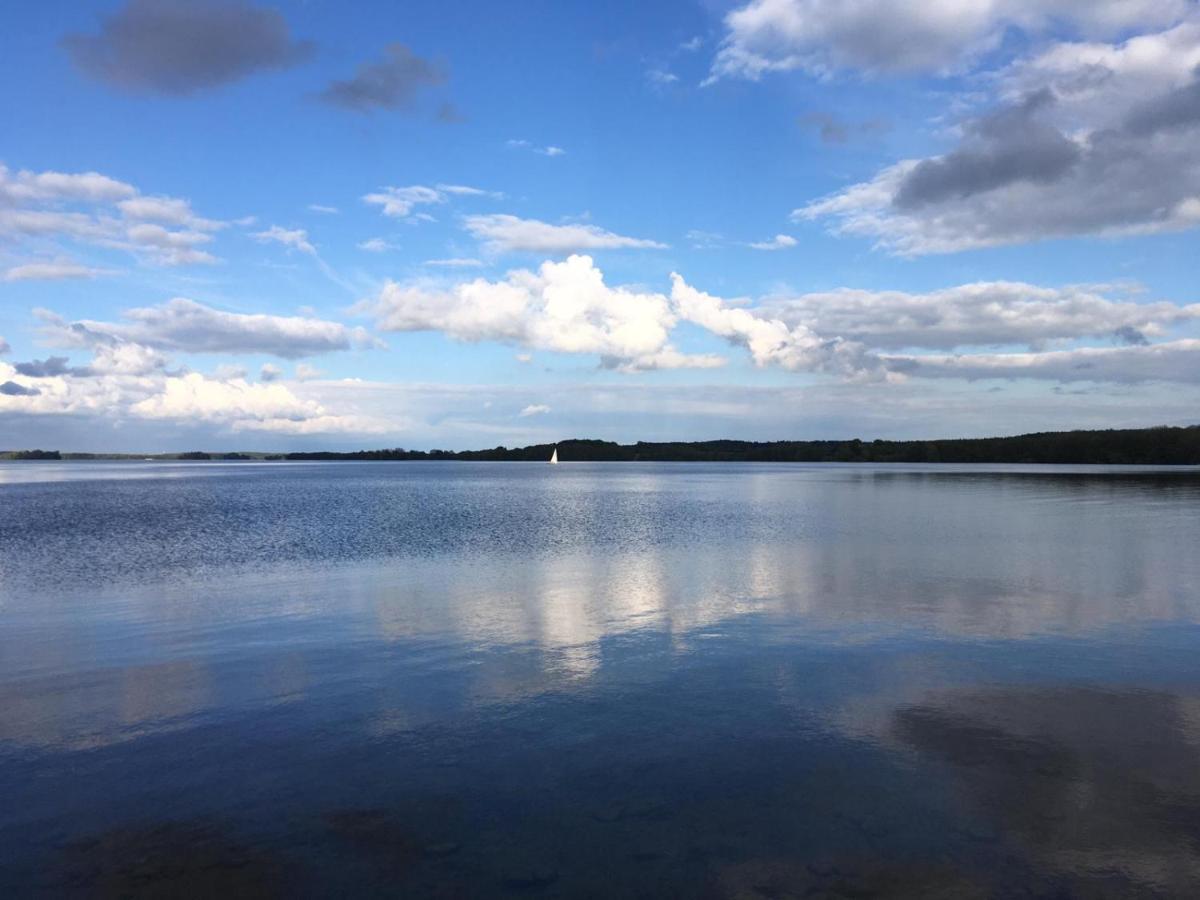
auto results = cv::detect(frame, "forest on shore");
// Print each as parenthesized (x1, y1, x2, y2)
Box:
(7, 425, 1199, 465)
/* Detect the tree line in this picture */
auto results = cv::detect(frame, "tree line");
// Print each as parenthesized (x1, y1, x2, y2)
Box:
(280, 425, 1200, 465)
(5, 425, 1198, 464)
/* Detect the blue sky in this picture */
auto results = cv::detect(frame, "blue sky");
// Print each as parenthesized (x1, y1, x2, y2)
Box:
(2, 0, 1199, 450)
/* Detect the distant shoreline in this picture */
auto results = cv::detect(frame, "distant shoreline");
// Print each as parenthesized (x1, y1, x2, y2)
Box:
(4, 424, 1198, 466)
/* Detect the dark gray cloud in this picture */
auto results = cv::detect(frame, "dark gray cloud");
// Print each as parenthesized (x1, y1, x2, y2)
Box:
(319, 44, 445, 113)
(800, 50, 1200, 254)
(0, 381, 40, 397)
(894, 91, 1080, 209)
(1113, 325, 1149, 346)
(799, 112, 889, 144)
(1123, 68, 1200, 135)
(63, 0, 313, 95)
(14, 356, 80, 378)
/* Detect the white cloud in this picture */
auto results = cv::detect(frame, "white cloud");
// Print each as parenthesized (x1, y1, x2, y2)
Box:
(762, 282, 1200, 350)
(519, 403, 550, 417)
(669, 274, 885, 380)
(260, 363, 282, 382)
(706, 0, 1192, 82)
(0, 164, 135, 204)
(308, 204, 339, 214)
(647, 68, 680, 88)
(129, 372, 387, 433)
(602, 347, 727, 373)
(362, 185, 445, 218)
(295, 363, 324, 380)
(358, 237, 394, 253)
(424, 257, 484, 268)
(354, 254, 1200, 384)
(252, 225, 316, 255)
(117, 195, 222, 231)
(126, 222, 217, 265)
(435, 183, 503, 198)
(0, 352, 390, 436)
(463, 214, 667, 254)
(890, 340, 1200, 384)
(357, 254, 715, 371)
(214, 363, 247, 381)
(0, 162, 226, 266)
(39, 298, 381, 359)
(0, 337, 9, 355)
(506, 139, 566, 157)
(3, 261, 108, 281)
(748, 233, 797, 250)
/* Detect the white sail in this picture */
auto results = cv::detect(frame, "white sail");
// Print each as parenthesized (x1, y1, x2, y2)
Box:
(549, 447, 558, 464)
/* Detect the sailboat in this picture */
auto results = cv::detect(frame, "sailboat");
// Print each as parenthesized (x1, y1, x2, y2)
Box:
(549, 446, 558, 464)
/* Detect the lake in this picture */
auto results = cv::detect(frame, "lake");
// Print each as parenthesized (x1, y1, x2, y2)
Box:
(1, 461, 1199, 897)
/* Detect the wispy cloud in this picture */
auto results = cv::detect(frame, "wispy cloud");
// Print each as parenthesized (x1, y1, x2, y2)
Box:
(506, 139, 566, 157)
(463, 214, 666, 254)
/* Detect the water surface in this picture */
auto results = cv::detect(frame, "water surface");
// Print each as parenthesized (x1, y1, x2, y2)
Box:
(1, 461, 1199, 897)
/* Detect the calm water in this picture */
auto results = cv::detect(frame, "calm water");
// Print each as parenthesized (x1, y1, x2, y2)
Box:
(2, 461, 1200, 897)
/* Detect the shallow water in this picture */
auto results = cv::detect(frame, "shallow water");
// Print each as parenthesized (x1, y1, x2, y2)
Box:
(1, 461, 1199, 897)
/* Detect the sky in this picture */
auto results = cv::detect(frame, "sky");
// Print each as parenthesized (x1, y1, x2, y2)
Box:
(2, 0, 1199, 451)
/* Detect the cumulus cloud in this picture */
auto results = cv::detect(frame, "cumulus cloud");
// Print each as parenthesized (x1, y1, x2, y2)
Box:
(706, 0, 1191, 81)
(118, 195, 222, 230)
(354, 254, 1200, 384)
(129, 372, 387, 433)
(357, 254, 717, 371)
(0, 355, 389, 436)
(669, 275, 886, 381)
(761, 282, 1200, 351)
(748, 233, 797, 250)
(463, 214, 666, 254)
(0, 162, 226, 266)
(63, 0, 313, 95)
(519, 403, 550, 417)
(799, 21, 1200, 254)
(0, 165, 134, 204)
(319, 43, 445, 113)
(308, 204, 339, 215)
(126, 222, 217, 265)
(38, 298, 380, 359)
(260, 363, 282, 382)
(0, 337, 9, 355)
